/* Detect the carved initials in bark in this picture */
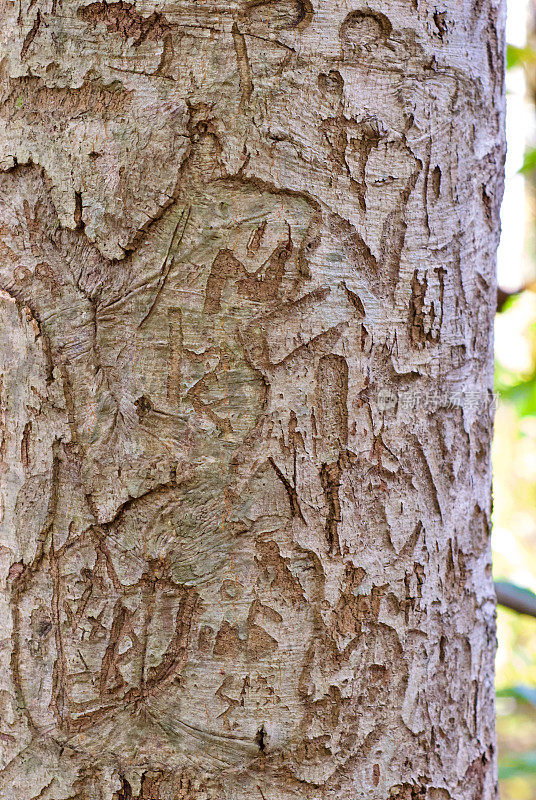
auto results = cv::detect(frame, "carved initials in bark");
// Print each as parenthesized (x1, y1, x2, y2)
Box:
(204, 230, 293, 314)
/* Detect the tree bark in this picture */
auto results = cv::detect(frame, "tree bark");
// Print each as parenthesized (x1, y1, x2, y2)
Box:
(0, 0, 505, 798)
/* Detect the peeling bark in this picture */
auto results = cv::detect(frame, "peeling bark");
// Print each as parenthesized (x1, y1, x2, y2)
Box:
(0, 0, 504, 798)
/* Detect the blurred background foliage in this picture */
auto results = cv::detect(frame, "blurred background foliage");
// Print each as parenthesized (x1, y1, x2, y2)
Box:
(495, 4, 536, 796)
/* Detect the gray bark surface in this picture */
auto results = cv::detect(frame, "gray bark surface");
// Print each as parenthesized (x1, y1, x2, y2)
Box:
(0, 0, 505, 797)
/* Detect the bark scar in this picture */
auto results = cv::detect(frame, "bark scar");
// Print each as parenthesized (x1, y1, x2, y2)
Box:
(232, 23, 254, 108)
(20, 10, 43, 59)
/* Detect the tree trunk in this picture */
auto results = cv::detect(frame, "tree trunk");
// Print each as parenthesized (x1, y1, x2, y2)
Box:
(0, 0, 505, 798)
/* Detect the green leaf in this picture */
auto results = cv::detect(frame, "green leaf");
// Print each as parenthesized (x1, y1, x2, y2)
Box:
(497, 293, 520, 314)
(495, 368, 536, 417)
(497, 684, 536, 708)
(499, 752, 536, 779)
(507, 44, 536, 70)
(520, 148, 536, 175)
